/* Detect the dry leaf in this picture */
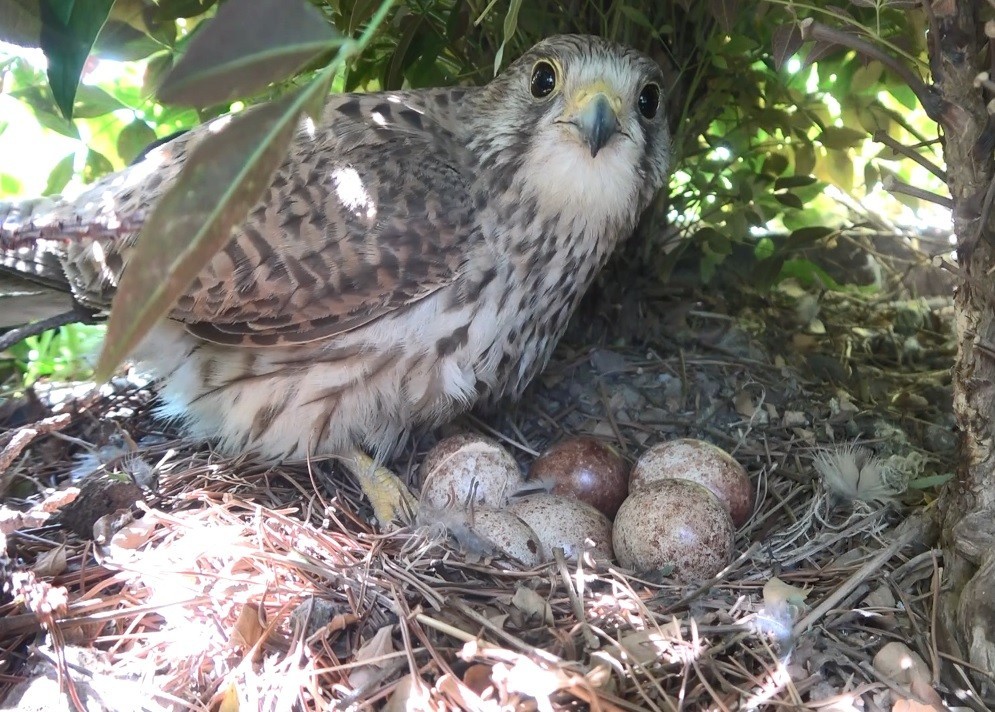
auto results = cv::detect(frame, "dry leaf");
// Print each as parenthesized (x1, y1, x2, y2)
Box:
(32, 544, 67, 577)
(491, 657, 568, 712)
(511, 586, 553, 625)
(348, 625, 396, 689)
(463, 664, 494, 697)
(734, 390, 757, 417)
(436, 672, 495, 711)
(908, 676, 946, 710)
(109, 515, 158, 552)
(383, 674, 432, 712)
(0, 507, 49, 535)
(782, 410, 808, 428)
(217, 681, 240, 712)
(92, 509, 136, 544)
(614, 629, 673, 666)
(864, 584, 896, 610)
(763, 576, 808, 608)
(230, 601, 266, 650)
(39, 487, 80, 512)
(873, 642, 930, 685)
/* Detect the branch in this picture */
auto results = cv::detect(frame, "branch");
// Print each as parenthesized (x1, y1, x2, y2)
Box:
(882, 175, 955, 209)
(798, 19, 953, 127)
(0, 303, 100, 353)
(873, 130, 947, 181)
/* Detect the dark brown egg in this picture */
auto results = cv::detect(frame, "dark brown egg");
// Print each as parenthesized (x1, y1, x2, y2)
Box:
(527, 437, 629, 518)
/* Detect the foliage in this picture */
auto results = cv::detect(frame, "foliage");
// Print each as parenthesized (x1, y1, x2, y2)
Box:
(0, 0, 948, 379)
(4, 323, 104, 386)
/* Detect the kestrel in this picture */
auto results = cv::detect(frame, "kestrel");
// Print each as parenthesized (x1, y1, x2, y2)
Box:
(1, 35, 672, 522)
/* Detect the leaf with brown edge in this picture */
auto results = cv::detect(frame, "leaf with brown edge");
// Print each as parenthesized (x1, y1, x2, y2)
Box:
(771, 23, 803, 72)
(156, 0, 341, 107)
(95, 70, 333, 382)
(707, 0, 737, 33)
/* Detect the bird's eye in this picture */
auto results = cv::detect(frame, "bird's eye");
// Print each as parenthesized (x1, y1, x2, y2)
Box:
(530, 61, 557, 98)
(637, 83, 660, 119)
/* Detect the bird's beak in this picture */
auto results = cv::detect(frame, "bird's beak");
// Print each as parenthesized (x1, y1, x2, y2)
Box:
(563, 84, 621, 157)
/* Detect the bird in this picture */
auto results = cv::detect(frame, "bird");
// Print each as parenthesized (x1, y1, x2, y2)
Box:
(0, 34, 672, 523)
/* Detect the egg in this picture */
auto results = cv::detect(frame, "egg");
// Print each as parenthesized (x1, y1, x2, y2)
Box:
(419, 434, 524, 510)
(613, 479, 734, 581)
(527, 436, 629, 518)
(507, 493, 614, 561)
(629, 439, 754, 527)
(465, 508, 545, 567)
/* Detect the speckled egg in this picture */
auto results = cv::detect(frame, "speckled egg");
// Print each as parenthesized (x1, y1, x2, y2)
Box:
(468, 508, 544, 567)
(419, 434, 524, 510)
(507, 493, 614, 561)
(630, 439, 754, 527)
(613, 479, 734, 581)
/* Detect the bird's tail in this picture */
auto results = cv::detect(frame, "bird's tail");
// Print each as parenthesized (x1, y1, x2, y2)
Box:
(1, 196, 78, 328)
(0, 188, 144, 330)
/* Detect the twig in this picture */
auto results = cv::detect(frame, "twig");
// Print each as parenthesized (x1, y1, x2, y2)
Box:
(792, 513, 933, 637)
(0, 303, 100, 352)
(872, 130, 947, 181)
(553, 548, 599, 650)
(799, 19, 950, 124)
(882, 175, 955, 209)
(0, 413, 73, 480)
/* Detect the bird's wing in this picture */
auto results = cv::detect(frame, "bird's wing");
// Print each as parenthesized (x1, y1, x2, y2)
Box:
(1, 90, 477, 346)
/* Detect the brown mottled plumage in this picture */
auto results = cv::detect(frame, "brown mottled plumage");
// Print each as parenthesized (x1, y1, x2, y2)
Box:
(1, 35, 671, 469)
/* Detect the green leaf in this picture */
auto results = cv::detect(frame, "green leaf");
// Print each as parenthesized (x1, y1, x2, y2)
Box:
(618, 5, 656, 32)
(774, 175, 816, 190)
(493, 0, 523, 76)
(888, 82, 919, 111)
(149, 0, 220, 22)
(794, 143, 816, 176)
(385, 13, 424, 91)
(850, 61, 883, 94)
(0, 174, 24, 196)
(71, 83, 125, 118)
(754, 236, 775, 260)
(93, 18, 168, 61)
(40, 0, 115, 120)
(779, 259, 845, 291)
(116, 119, 159, 164)
(156, 0, 341, 107)
(9, 81, 86, 136)
(43, 153, 76, 195)
(348, 0, 383, 35)
(0, 0, 42, 47)
(82, 148, 114, 182)
(47, 0, 75, 25)
(762, 153, 789, 177)
(818, 126, 867, 150)
(784, 226, 834, 250)
(907, 474, 953, 490)
(96, 70, 334, 382)
(774, 192, 804, 210)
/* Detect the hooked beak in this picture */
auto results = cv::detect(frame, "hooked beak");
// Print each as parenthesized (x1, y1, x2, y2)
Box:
(563, 88, 621, 157)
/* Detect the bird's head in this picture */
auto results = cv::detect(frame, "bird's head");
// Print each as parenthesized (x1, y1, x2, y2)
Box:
(469, 35, 671, 231)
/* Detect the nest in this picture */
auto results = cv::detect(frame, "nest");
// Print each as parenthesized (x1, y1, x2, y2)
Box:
(0, 253, 980, 710)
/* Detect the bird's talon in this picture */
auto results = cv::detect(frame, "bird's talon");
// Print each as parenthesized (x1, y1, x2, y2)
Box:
(343, 450, 418, 526)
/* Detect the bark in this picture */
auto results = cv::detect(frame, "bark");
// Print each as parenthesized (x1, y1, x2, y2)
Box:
(932, 0, 995, 682)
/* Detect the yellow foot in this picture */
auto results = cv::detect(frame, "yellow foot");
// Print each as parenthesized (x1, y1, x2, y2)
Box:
(341, 449, 417, 526)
